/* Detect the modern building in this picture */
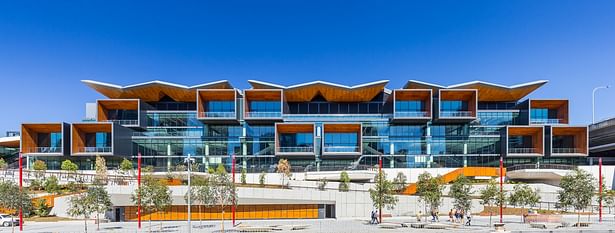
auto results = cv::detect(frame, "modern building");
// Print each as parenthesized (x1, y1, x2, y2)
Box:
(19, 79, 590, 171)
(590, 117, 615, 164)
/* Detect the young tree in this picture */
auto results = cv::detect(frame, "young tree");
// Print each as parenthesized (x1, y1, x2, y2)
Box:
(118, 158, 134, 176)
(61, 159, 79, 190)
(0, 181, 32, 233)
(259, 171, 266, 186)
(508, 184, 541, 222)
(480, 179, 500, 226)
(209, 166, 237, 231)
(450, 175, 473, 214)
(131, 175, 173, 232)
(32, 160, 47, 179)
(369, 170, 399, 223)
(277, 159, 291, 187)
(558, 168, 596, 225)
(318, 178, 328, 191)
(416, 172, 444, 218)
(94, 155, 108, 184)
(604, 190, 615, 214)
(0, 158, 7, 171)
(88, 184, 112, 231)
(339, 171, 350, 192)
(186, 175, 212, 227)
(43, 176, 61, 194)
(67, 193, 94, 233)
(33, 198, 51, 217)
(240, 168, 247, 185)
(393, 172, 407, 193)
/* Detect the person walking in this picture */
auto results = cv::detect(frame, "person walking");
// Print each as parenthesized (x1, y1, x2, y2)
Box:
(448, 209, 454, 222)
(370, 210, 376, 224)
(466, 212, 472, 226)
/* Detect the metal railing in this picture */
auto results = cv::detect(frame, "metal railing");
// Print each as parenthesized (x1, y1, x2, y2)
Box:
(197, 111, 235, 118)
(323, 146, 360, 153)
(78, 147, 112, 153)
(246, 112, 282, 118)
(508, 147, 538, 154)
(277, 146, 314, 153)
(552, 148, 583, 154)
(23, 147, 62, 153)
(106, 119, 139, 125)
(394, 111, 429, 118)
(530, 118, 563, 124)
(440, 111, 473, 117)
(507, 163, 576, 171)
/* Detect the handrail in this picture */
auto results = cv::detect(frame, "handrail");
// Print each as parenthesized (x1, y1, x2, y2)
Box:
(106, 119, 139, 125)
(552, 148, 583, 154)
(440, 111, 473, 117)
(530, 118, 563, 124)
(323, 146, 360, 153)
(23, 147, 62, 153)
(246, 112, 282, 118)
(508, 148, 538, 154)
(78, 147, 112, 153)
(277, 146, 314, 153)
(394, 111, 429, 118)
(198, 111, 235, 118)
(507, 164, 576, 171)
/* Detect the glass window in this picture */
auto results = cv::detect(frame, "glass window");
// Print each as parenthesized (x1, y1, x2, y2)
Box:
(441, 100, 468, 111)
(207, 101, 234, 112)
(249, 101, 281, 112)
(279, 133, 313, 147)
(395, 100, 423, 112)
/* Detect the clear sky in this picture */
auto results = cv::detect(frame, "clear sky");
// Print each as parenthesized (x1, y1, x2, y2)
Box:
(1, 1, 614, 133)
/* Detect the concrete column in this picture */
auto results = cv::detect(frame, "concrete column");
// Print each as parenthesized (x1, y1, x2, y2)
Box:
(463, 156, 467, 167)
(167, 144, 172, 171)
(205, 143, 210, 170)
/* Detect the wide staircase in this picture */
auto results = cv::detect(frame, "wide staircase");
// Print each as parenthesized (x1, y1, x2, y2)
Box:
(401, 167, 505, 195)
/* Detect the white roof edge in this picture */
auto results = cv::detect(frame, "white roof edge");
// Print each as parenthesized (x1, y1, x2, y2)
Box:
(407, 80, 549, 89)
(0, 136, 19, 143)
(82, 80, 232, 90)
(248, 79, 389, 90)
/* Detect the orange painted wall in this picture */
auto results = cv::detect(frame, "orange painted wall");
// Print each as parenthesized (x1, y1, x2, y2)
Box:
(124, 204, 319, 221)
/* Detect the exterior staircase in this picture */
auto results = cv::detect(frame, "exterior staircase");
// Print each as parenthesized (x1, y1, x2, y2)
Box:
(401, 167, 505, 195)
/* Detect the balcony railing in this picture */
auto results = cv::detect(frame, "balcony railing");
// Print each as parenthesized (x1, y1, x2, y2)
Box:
(552, 148, 583, 154)
(277, 146, 314, 153)
(323, 146, 360, 153)
(530, 118, 563, 125)
(198, 112, 235, 118)
(508, 148, 539, 154)
(394, 111, 429, 118)
(77, 147, 112, 153)
(106, 119, 139, 126)
(246, 112, 283, 118)
(440, 111, 473, 117)
(23, 147, 62, 153)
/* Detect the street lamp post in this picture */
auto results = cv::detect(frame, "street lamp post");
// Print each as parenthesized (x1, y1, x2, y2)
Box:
(592, 85, 610, 124)
(184, 154, 194, 233)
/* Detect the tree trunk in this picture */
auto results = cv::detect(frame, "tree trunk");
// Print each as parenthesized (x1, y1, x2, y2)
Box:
(149, 214, 152, 233)
(221, 209, 225, 232)
(577, 210, 580, 227)
(199, 205, 202, 227)
(97, 213, 100, 230)
(521, 207, 524, 223)
(11, 216, 15, 233)
(84, 217, 88, 233)
(489, 210, 492, 227)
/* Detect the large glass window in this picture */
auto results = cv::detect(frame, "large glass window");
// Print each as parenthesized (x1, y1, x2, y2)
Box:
(246, 125, 275, 156)
(395, 100, 423, 112)
(207, 101, 235, 112)
(106, 109, 138, 121)
(249, 101, 281, 112)
(279, 133, 313, 147)
(324, 133, 358, 152)
(147, 112, 202, 127)
(287, 102, 384, 114)
(553, 135, 575, 148)
(508, 135, 534, 153)
(441, 100, 468, 112)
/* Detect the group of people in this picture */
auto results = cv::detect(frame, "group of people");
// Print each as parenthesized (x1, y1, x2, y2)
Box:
(369, 210, 380, 224)
(448, 209, 471, 226)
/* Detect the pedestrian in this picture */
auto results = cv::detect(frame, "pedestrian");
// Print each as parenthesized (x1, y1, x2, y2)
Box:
(466, 212, 472, 226)
(416, 211, 422, 222)
(460, 209, 465, 225)
(374, 210, 380, 224)
(448, 209, 454, 222)
(370, 210, 375, 224)
(431, 210, 436, 222)
(435, 210, 439, 222)
(454, 209, 459, 223)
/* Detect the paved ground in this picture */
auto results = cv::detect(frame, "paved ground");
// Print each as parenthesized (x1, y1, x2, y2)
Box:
(3, 215, 615, 233)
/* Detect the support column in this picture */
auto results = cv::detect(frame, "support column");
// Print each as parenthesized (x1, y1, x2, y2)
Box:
(205, 143, 210, 170)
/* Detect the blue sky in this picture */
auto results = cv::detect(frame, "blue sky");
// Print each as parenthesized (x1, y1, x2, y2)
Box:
(1, 1, 614, 132)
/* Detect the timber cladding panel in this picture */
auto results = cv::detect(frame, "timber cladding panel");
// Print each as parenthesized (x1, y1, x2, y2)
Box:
(71, 123, 112, 154)
(123, 204, 319, 221)
(21, 123, 63, 153)
(508, 126, 544, 155)
(552, 126, 588, 154)
(530, 99, 569, 124)
(438, 89, 478, 117)
(196, 89, 237, 114)
(243, 89, 283, 116)
(97, 99, 139, 122)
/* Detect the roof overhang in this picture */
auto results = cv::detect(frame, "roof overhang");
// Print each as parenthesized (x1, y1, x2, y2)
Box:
(0, 136, 20, 148)
(403, 80, 548, 102)
(248, 80, 389, 102)
(82, 80, 233, 102)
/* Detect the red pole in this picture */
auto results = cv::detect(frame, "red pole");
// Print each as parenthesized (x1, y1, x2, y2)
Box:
(499, 156, 503, 224)
(599, 157, 603, 223)
(378, 155, 383, 224)
(137, 152, 141, 229)
(232, 154, 236, 226)
(19, 152, 23, 231)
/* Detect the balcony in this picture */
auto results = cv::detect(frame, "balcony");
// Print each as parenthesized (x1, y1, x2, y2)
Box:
(97, 99, 142, 127)
(71, 122, 132, 156)
(529, 99, 569, 125)
(551, 126, 588, 156)
(392, 89, 432, 122)
(322, 123, 362, 157)
(275, 123, 315, 156)
(437, 89, 477, 121)
(196, 89, 238, 123)
(506, 126, 544, 156)
(244, 89, 283, 122)
(21, 123, 69, 156)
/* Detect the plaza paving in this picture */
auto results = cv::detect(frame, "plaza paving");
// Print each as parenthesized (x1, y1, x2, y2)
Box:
(4, 215, 615, 233)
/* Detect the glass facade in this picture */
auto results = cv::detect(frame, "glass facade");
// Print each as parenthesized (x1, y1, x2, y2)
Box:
(207, 101, 235, 113)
